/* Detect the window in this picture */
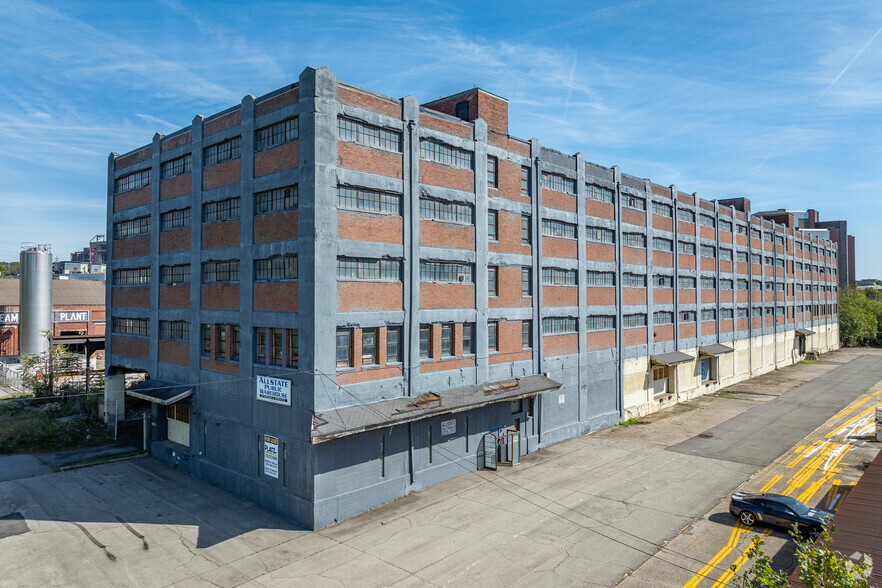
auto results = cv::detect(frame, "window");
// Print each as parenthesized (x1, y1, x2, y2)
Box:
(521, 166, 531, 196)
(254, 327, 266, 363)
(216, 325, 227, 360)
(623, 313, 647, 328)
(160, 154, 191, 180)
(231, 326, 241, 361)
(623, 194, 646, 211)
(795, 242, 803, 252)
(542, 219, 577, 239)
(419, 325, 432, 359)
(736, 224, 747, 236)
(487, 155, 497, 187)
(623, 273, 646, 288)
(160, 208, 190, 231)
(115, 169, 151, 194)
(587, 271, 615, 286)
(462, 323, 475, 355)
(588, 184, 615, 204)
(419, 261, 473, 283)
(750, 227, 761, 239)
(776, 258, 785, 269)
(159, 321, 189, 341)
(440, 324, 454, 357)
(721, 308, 734, 320)
(255, 255, 298, 280)
(255, 117, 298, 151)
(765, 281, 774, 291)
(160, 264, 190, 285)
(700, 276, 716, 289)
(256, 185, 298, 214)
(720, 278, 734, 290)
(764, 256, 774, 266)
(751, 279, 762, 291)
(112, 317, 149, 336)
(720, 247, 733, 261)
(488, 266, 498, 296)
(677, 209, 695, 223)
(419, 197, 473, 224)
(699, 214, 715, 228)
(386, 326, 402, 363)
(338, 257, 401, 281)
(202, 197, 240, 223)
(113, 267, 150, 285)
(540, 172, 576, 195)
(542, 267, 576, 286)
(338, 117, 402, 152)
(522, 267, 532, 296)
(420, 139, 472, 169)
(764, 232, 773, 243)
(203, 325, 212, 357)
(203, 136, 241, 167)
(701, 308, 716, 321)
(113, 216, 150, 239)
(678, 276, 696, 289)
(202, 260, 239, 282)
(679, 310, 696, 322)
(654, 274, 674, 288)
(269, 328, 283, 365)
(678, 241, 695, 255)
(544, 317, 579, 334)
(651, 201, 673, 217)
(654, 311, 674, 325)
(488, 210, 498, 240)
(513, 216, 529, 248)
(623, 232, 647, 249)
(776, 282, 785, 292)
(587, 225, 615, 244)
(584, 315, 613, 331)
(736, 251, 748, 263)
(455, 101, 469, 120)
(653, 237, 674, 253)
(775, 235, 785, 246)
(522, 321, 532, 349)
(487, 321, 498, 352)
(719, 219, 733, 232)
(362, 328, 378, 365)
(700, 244, 716, 258)
(336, 329, 352, 368)
(751, 253, 761, 265)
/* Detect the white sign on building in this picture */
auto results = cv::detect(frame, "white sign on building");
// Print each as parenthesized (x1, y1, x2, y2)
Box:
(53, 310, 89, 323)
(263, 435, 279, 478)
(441, 419, 456, 436)
(0, 312, 19, 325)
(256, 375, 291, 406)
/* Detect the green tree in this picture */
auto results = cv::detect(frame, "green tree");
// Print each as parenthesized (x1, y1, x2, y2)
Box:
(838, 287, 882, 347)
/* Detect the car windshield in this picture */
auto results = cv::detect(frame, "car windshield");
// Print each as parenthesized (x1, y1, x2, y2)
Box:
(777, 496, 810, 516)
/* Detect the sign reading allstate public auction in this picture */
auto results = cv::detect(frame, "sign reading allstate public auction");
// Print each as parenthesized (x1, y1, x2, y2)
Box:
(256, 375, 291, 406)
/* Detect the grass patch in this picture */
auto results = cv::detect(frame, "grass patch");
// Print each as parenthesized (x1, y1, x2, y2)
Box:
(799, 360, 834, 365)
(618, 417, 644, 427)
(0, 401, 114, 455)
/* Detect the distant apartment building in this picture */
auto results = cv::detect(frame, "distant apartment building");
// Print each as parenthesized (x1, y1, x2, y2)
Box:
(105, 66, 840, 529)
(56, 234, 107, 277)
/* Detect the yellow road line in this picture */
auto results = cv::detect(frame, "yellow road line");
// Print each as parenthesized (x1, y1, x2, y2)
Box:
(710, 528, 774, 588)
(829, 406, 876, 438)
(787, 439, 823, 468)
(760, 475, 782, 492)
(683, 521, 747, 588)
(832, 396, 872, 419)
(784, 441, 838, 493)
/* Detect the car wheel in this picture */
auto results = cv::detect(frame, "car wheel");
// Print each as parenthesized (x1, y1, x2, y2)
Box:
(808, 526, 821, 541)
(739, 511, 757, 526)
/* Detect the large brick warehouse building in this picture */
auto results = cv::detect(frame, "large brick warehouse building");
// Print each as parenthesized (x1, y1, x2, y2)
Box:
(105, 66, 840, 529)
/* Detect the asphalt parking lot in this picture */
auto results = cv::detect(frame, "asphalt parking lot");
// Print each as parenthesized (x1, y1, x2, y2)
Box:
(1, 348, 880, 587)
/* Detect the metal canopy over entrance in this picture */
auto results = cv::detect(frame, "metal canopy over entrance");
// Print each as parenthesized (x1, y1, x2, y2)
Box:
(126, 379, 194, 406)
(650, 351, 694, 367)
(795, 328, 816, 336)
(699, 344, 735, 356)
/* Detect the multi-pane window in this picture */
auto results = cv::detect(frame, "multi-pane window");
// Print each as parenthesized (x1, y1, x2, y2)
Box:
(795, 242, 803, 252)
(623, 273, 646, 288)
(720, 247, 733, 261)
(420, 139, 472, 169)
(652, 201, 673, 217)
(776, 306, 785, 316)
(719, 219, 733, 232)
(113, 267, 150, 285)
(487, 210, 498, 240)
(776, 258, 785, 269)
(115, 169, 150, 194)
(255, 255, 298, 280)
(522, 267, 532, 296)
(623, 194, 646, 211)
(521, 215, 531, 244)
(419, 198, 473, 224)
(362, 328, 378, 365)
(653, 237, 674, 252)
(462, 323, 475, 355)
(255, 118, 299, 151)
(587, 271, 615, 286)
(112, 317, 149, 336)
(750, 253, 762, 264)
(584, 315, 613, 331)
(623, 313, 647, 328)
(737, 307, 749, 319)
(440, 324, 454, 357)
(521, 320, 532, 349)
(386, 326, 402, 363)
(700, 276, 716, 290)
(699, 214, 715, 228)
(720, 278, 734, 290)
(542, 219, 577, 239)
(337, 185, 401, 215)
(202, 260, 240, 283)
(654, 274, 674, 288)
(750, 227, 761, 239)
(764, 256, 774, 266)
(678, 276, 696, 289)
(114, 216, 150, 239)
(587, 184, 615, 204)
(336, 329, 352, 368)
(751, 279, 762, 291)
(700, 244, 716, 258)
(677, 209, 695, 223)
(203, 325, 212, 357)
(678, 241, 695, 255)
(488, 266, 498, 296)
(161, 321, 189, 341)
(622, 233, 646, 248)
(679, 310, 696, 322)
(488, 321, 498, 352)
(203, 197, 240, 223)
(737, 251, 749, 263)
(721, 308, 734, 320)
(736, 224, 748, 235)
(203, 136, 241, 167)
(764, 232, 773, 243)
(160, 154, 192, 180)
(776, 282, 785, 292)
(540, 172, 576, 195)
(521, 166, 531, 196)
(256, 185, 298, 214)
(419, 261, 473, 283)
(701, 309, 716, 321)
(338, 117, 402, 152)
(160, 208, 190, 231)
(216, 325, 227, 360)
(231, 326, 241, 362)
(160, 264, 190, 284)
(487, 155, 498, 187)
(586, 225, 615, 243)
(542, 267, 577, 286)
(337, 257, 401, 281)
(544, 317, 579, 334)
(653, 311, 674, 325)
(765, 281, 774, 291)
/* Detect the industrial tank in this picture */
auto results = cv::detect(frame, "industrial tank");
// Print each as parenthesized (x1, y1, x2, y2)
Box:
(19, 244, 53, 356)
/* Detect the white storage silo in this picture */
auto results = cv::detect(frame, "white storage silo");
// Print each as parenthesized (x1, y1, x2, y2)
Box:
(19, 244, 53, 356)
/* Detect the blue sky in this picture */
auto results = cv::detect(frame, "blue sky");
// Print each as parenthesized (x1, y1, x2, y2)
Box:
(2, 1, 881, 277)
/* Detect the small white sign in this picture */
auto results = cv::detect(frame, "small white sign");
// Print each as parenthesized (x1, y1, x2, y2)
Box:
(558, 393, 566, 404)
(256, 375, 291, 406)
(54, 310, 89, 323)
(264, 435, 279, 478)
(441, 419, 456, 436)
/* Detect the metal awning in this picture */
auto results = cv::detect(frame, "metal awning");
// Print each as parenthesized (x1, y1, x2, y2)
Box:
(795, 328, 815, 336)
(699, 344, 735, 356)
(310, 374, 561, 444)
(126, 379, 193, 406)
(650, 351, 694, 366)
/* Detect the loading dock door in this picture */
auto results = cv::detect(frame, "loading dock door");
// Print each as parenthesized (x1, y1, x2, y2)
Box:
(483, 432, 497, 470)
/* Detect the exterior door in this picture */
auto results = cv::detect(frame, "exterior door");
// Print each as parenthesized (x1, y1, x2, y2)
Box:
(166, 404, 190, 447)
(700, 357, 712, 382)
(652, 366, 669, 395)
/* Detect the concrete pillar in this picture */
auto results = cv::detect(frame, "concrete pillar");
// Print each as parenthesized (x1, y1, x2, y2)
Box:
(104, 372, 125, 424)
